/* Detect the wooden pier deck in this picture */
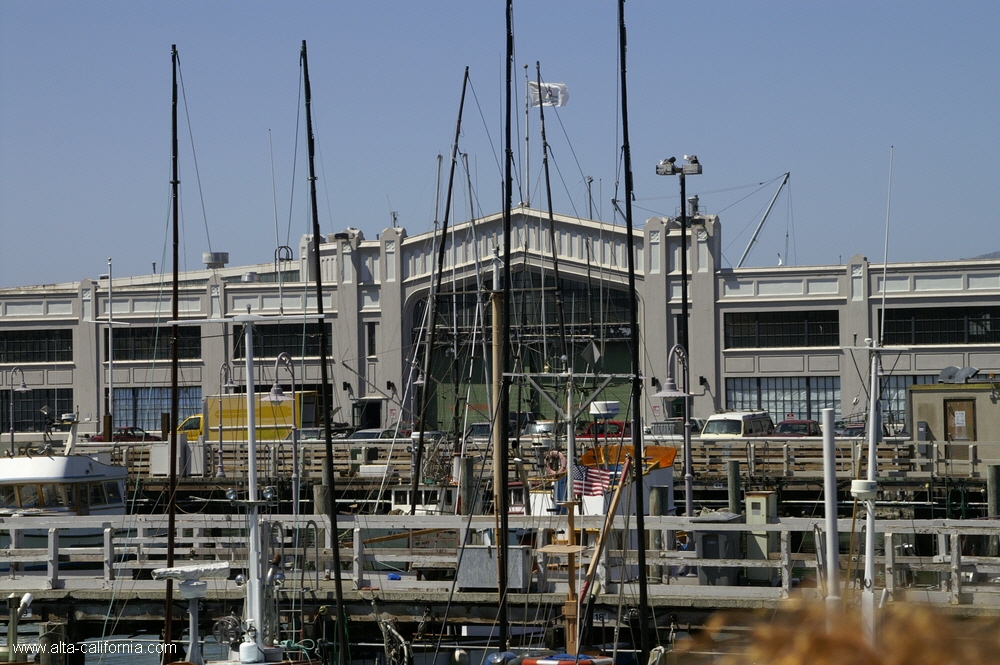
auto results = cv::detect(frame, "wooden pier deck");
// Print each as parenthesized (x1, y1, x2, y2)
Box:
(3, 512, 1000, 637)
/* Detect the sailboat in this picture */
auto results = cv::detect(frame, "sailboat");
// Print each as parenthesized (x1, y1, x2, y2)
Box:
(148, 41, 349, 665)
(501, 0, 656, 665)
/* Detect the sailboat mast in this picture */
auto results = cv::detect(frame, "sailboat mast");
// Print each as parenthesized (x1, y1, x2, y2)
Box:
(163, 44, 180, 661)
(410, 67, 469, 515)
(616, 2, 651, 661)
(497, 0, 514, 650)
(301, 40, 348, 665)
(535, 62, 568, 365)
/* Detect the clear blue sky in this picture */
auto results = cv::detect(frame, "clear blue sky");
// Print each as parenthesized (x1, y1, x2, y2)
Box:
(2, 1, 997, 288)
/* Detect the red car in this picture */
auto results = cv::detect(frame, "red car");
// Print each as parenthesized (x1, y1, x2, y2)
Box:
(89, 426, 161, 442)
(773, 419, 822, 437)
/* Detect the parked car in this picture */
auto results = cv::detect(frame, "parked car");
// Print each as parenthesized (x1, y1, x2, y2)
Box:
(577, 420, 632, 439)
(773, 419, 822, 437)
(464, 422, 494, 440)
(464, 421, 523, 447)
(89, 426, 161, 442)
(348, 428, 410, 440)
(520, 420, 566, 447)
(289, 427, 325, 441)
(842, 423, 891, 438)
(700, 411, 774, 438)
(647, 417, 706, 437)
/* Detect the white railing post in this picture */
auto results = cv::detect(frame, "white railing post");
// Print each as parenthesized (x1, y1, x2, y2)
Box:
(353, 527, 367, 589)
(950, 533, 961, 605)
(104, 524, 114, 584)
(10, 528, 24, 579)
(780, 530, 791, 598)
(47, 528, 60, 589)
(884, 532, 895, 601)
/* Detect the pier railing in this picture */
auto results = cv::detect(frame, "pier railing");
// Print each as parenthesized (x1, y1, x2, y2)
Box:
(3, 513, 1000, 612)
(89, 437, 1000, 484)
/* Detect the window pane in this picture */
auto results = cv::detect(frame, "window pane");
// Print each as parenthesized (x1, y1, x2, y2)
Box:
(0, 330, 73, 362)
(234, 322, 329, 359)
(2, 388, 74, 434)
(726, 376, 840, 421)
(107, 327, 201, 361)
(18, 485, 38, 507)
(724, 311, 838, 349)
(883, 306, 1000, 345)
(120, 386, 201, 432)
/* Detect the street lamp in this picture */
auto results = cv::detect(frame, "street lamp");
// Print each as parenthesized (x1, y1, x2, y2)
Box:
(98, 260, 114, 441)
(264, 353, 299, 520)
(216, 362, 236, 478)
(8, 368, 31, 456)
(653, 345, 694, 517)
(655, 155, 702, 354)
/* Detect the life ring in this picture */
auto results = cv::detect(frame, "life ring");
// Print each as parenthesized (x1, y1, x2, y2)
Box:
(544, 450, 567, 475)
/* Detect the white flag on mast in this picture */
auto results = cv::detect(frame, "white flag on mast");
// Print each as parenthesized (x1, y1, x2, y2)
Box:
(528, 81, 569, 107)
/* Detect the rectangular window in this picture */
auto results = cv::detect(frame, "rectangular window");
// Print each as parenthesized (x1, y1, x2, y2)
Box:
(883, 306, 1000, 345)
(880, 374, 935, 431)
(724, 311, 839, 348)
(0, 329, 73, 363)
(233, 322, 330, 359)
(726, 376, 840, 421)
(366, 322, 377, 357)
(2, 388, 74, 435)
(112, 386, 201, 432)
(107, 326, 201, 361)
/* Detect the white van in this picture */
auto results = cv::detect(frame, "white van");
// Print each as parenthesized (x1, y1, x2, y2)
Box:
(700, 411, 775, 438)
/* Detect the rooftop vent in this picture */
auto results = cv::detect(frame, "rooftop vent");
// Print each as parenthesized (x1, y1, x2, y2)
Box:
(241, 272, 258, 283)
(203, 252, 229, 269)
(938, 366, 980, 384)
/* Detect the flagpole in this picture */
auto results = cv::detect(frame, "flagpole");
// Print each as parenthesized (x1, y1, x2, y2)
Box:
(523, 64, 529, 208)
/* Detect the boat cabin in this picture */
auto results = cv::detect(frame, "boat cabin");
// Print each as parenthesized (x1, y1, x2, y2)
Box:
(0, 456, 127, 517)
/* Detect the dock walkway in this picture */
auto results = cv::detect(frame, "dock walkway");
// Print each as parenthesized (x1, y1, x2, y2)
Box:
(3, 512, 1000, 629)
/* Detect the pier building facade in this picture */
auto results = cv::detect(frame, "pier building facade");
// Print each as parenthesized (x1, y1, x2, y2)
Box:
(1, 207, 998, 439)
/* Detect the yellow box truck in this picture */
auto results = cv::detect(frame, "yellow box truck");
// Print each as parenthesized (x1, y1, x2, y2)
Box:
(177, 391, 318, 442)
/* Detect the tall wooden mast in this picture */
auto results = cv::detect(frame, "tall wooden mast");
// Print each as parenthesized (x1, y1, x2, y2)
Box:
(301, 40, 348, 665)
(617, 2, 651, 662)
(161, 44, 181, 662)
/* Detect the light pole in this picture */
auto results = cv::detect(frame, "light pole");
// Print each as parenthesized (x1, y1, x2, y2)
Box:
(98, 261, 114, 441)
(655, 345, 693, 517)
(216, 362, 235, 478)
(264, 353, 299, 519)
(8, 368, 31, 456)
(655, 156, 702, 353)
(106, 259, 114, 428)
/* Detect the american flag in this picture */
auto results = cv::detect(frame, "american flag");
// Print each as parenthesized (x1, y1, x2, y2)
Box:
(572, 464, 611, 497)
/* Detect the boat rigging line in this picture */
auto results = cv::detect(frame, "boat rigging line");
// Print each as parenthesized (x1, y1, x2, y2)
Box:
(411, 66, 469, 515)
(535, 62, 570, 369)
(737, 171, 790, 268)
